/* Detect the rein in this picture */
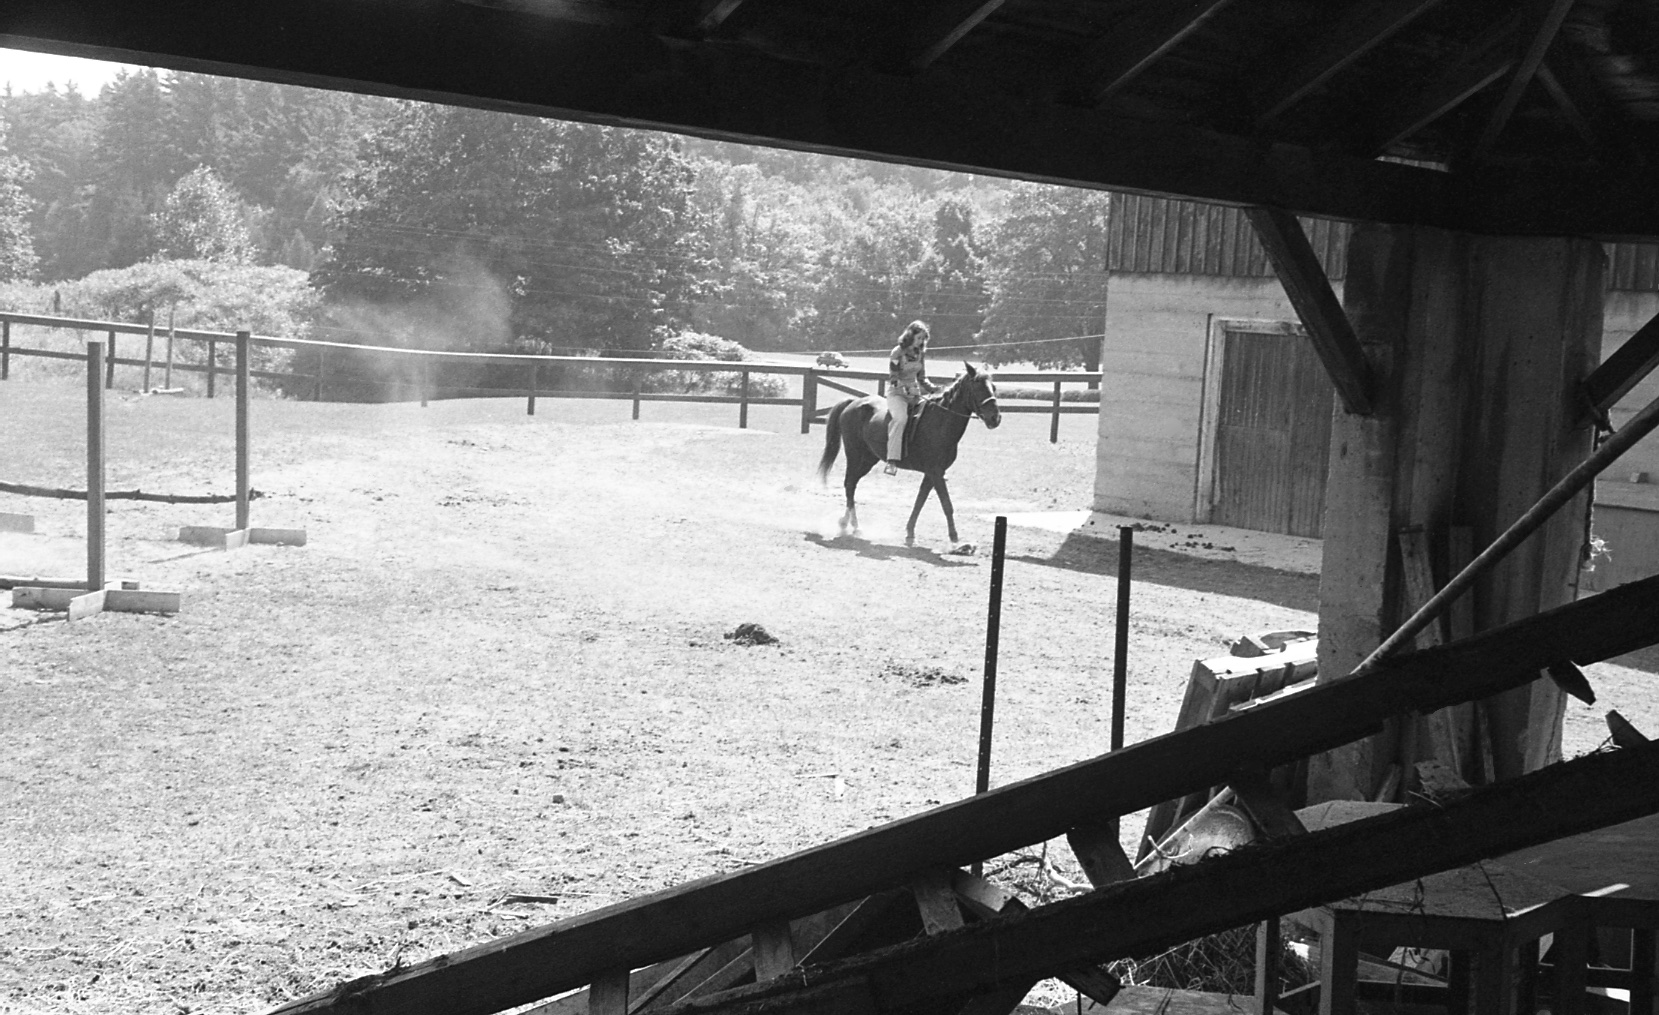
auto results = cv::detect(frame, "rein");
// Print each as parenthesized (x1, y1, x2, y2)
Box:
(928, 381, 998, 419)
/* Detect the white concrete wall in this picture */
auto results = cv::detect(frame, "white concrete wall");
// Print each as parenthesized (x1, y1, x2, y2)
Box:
(1587, 290, 1659, 589)
(1093, 273, 1329, 521)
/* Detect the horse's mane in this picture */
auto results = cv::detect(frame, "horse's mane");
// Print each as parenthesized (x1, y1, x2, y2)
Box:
(925, 366, 991, 407)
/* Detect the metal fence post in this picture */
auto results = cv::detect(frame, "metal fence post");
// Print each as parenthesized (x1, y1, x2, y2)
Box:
(86, 340, 106, 591)
(801, 370, 818, 434)
(236, 330, 250, 531)
(1050, 380, 1063, 443)
(739, 369, 750, 429)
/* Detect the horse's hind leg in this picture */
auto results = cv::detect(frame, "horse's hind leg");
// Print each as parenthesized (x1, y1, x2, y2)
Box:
(842, 470, 869, 536)
(906, 475, 936, 546)
(931, 474, 960, 544)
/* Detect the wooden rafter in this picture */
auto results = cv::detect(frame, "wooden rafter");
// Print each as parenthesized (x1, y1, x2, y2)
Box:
(1076, 0, 1237, 106)
(1245, 207, 1374, 415)
(1255, 0, 1445, 126)
(1370, 19, 1520, 156)
(661, 744, 1659, 1015)
(692, 0, 745, 36)
(1536, 62, 1600, 147)
(1582, 310, 1659, 419)
(1470, 0, 1577, 159)
(266, 572, 1659, 1015)
(906, 0, 1006, 71)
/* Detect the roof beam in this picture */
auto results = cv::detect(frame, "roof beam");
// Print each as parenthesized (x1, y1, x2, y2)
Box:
(1076, 0, 1237, 106)
(10, 1, 1659, 238)
(1369, 16, 1520, 155)
(691, 0, 745, 36)
(1255, 0, 1445, 126)
(1582, 310, 1659, 421)
(906, 0, 1006, 71)
(1470, 0, 1576, 159)
(1245, 207, 1374, 415)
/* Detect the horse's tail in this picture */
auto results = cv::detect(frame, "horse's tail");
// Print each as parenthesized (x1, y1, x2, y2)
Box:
(817, 399, 847, 483)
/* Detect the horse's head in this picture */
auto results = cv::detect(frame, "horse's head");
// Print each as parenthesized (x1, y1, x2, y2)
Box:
(959, 362, 1000, 429)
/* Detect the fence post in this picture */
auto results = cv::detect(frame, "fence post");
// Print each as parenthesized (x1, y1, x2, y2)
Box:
(801, 370, 818, 434)
(1050, 380, 1062, 443)
(143, 311, 155, 392)
(633, 375, 642, 420)
(421, 357, 429, 408)
(86, 340, 106, 592)
(878, 378, 886, 398)
(164, 310, 176, 390)
(527, 361, 539, 416)
(105, 329, 117, 388)
(236, 330, 250, 531)
(739, 369, 750, 429)
(207, 340, 216, 398)
(1, 317, 9, 380)
(315, 346, 325, 401)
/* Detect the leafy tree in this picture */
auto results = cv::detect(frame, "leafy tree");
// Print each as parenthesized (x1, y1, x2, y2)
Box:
(88, 68, 173, 267)
(312, 103, 709, 352)
(910, 196, 985, 345)
(978, 183, 1110, 370)
(152, 165, 254, 262)
(801, 179, 935, 350)
(0, 116, 39, 281)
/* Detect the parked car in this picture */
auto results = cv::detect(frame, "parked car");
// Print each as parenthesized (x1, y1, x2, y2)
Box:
(816, 351, 848, 368)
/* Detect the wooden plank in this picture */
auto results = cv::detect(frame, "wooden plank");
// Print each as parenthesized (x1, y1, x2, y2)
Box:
(692, 0, 744, 35)
(1583, 310, 1659, 418)
(67, 589, 106, 622)
(225, 528, 250, 550)
(1078, 0, 1238, 105)
(752, 919, 795, 981)
(0, 511, 34, 533)
(1246, 207, 1373, 415)
(1227, 769, 1307, 840)
(104, 589, 181, 615)
(1471, 0, 1576, 159)
(1608, 710, 1652, 748)
(249, 527, 309, 547)
(1254, 0, 1444, 124)
(1066, 823, 1137, 888)
(950, 871, 1122, 1006)
(265, 573, 1659, 1015)
(630, 941, 751, 1013)
(590, 970, 629, 1015)
(1397, 527, 1463, 780)
(12, 586, 80, 610)
(907, 0, 1006, 70)
(178, 525, 235, 547)
(1369, 18, 1519, 155)
(911, 870, 965, 934)
(796, 893, 906, 968)
(650, 744, 1659, 1015)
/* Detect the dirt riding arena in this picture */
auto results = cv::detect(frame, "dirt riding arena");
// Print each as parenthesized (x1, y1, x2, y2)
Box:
(3, 379, 1655, 1014)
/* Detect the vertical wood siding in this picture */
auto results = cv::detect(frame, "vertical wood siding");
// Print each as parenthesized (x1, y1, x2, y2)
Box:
(1107, 193, 1348, 280)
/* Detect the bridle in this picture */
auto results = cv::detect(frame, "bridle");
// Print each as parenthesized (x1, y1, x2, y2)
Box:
(931, 377, 999, 419)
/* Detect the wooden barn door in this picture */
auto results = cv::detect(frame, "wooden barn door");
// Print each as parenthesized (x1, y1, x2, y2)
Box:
(1208, 323, 1335, 537)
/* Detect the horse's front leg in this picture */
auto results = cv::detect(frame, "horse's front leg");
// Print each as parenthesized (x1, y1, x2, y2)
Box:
(906, 475, 936, 546)
(932, 473, 959, 544)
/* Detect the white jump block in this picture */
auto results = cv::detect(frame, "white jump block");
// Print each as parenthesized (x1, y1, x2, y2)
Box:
(249, 527, 308, 546)
(177, 526, 251, 549)
(0, 512, 35, 533)
(1, 575, 137, 591)
(12, 584, 180, 620)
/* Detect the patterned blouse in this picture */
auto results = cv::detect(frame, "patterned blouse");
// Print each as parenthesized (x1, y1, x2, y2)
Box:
(888, 344, 932, 400)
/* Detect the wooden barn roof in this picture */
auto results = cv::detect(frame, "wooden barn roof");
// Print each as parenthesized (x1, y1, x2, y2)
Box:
(6, 0, 1659, 238)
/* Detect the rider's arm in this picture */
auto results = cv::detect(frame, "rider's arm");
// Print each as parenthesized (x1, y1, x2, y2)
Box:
(888, 346, 904, 386)
(917, 354, 939, 393)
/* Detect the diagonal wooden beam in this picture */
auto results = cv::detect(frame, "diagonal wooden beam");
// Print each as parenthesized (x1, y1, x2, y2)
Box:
(1245, 207, 1374, 415)
(906, 0, 1006, 71)
(264, 572, 1659, 1015)
(1369, 16, 1520, 156)
(1255, 0, 1445, 125)
(660, 743, 1659, 1015)
(692, 0, 745, 36)
(1582, 310, 1659, 420)
(1470, 0, 1577, 159)
(1076, 0, 1238, 105)
(1536, 61, 1599, 148)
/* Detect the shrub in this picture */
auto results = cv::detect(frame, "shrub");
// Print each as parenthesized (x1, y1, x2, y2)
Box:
(647, 330, 786, 398)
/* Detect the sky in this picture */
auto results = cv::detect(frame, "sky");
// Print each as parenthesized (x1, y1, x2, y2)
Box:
(2, 47, 141, 96)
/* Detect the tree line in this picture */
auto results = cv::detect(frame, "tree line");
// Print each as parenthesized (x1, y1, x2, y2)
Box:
(0, 70, 1110, 368)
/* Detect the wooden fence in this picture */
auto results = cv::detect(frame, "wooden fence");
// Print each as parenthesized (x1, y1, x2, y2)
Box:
(0, 312, 1100, 443)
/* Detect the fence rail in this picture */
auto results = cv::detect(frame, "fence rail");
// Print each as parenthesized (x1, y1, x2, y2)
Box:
(0, 312, 1101, 442)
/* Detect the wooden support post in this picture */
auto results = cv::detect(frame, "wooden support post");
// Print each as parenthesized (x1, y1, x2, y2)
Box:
(633, 376, 642, 420)
(315, 346, 325, 401)
(589, 970, 629, 1015)
(105, 329, 116, 388)
(1113, 526, 1131, 752)
(1246, 206, 1374, 415)
(527, 362, 539, 416)
(752, 919, 795, 981)
(236, 331, 250, 531)
(1050, 380, 1062, 443)
(86, 340, 105, 592)
(1256, 916, 1282, 1015)
(207, 339, 216, 398)
(739, 369, 750, 429)
(143, 311, 155, 392)
(801, 370, 818, 434)
(977, 518, 1007, 795)
(1, 317, 9, 380)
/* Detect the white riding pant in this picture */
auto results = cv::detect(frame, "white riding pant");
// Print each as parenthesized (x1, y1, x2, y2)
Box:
(886, 393, 912, 461)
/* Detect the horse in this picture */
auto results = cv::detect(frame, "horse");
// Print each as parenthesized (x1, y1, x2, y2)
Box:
(816, 363, 1001, 545)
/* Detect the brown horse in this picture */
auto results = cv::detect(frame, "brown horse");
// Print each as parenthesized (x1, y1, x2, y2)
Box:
(816, 364, 1001, 544)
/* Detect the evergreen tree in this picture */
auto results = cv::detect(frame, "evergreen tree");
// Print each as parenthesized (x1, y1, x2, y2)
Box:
(0, 116, 40, 281)
(152, 165, 253, 262)
(313, 104, 708, 352)
(89, 68, 173, 267)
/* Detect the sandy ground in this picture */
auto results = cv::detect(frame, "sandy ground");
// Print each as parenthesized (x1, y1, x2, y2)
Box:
(1, 379, 1653, 1014)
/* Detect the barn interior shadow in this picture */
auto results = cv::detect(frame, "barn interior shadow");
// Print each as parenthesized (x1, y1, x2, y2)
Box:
(1011, 531, 1319, 613)
(803, 532, 978, 569)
